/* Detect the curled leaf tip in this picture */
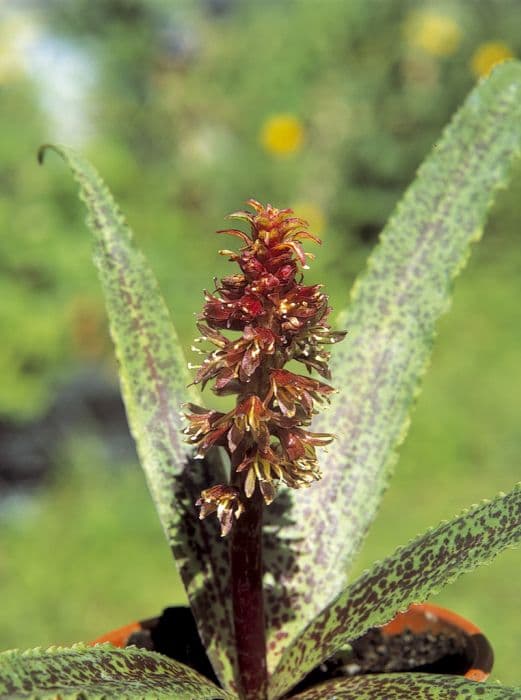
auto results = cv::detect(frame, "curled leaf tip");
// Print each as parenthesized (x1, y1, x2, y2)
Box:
(37, 143, 51, 165)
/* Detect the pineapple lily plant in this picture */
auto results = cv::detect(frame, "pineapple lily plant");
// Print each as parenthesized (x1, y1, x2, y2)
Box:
(1, 63, 521, 700)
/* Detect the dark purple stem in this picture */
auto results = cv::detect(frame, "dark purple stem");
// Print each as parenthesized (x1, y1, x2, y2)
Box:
(230, 487, 267, 700)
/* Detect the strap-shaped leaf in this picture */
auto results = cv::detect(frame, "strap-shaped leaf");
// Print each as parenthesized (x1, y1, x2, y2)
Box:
(289, 674, 521, 700)
(269, 484, 521, 698)
(39, 146, 237, 690)
(264, 61, 521, 671)
(0, 644, 236, 699)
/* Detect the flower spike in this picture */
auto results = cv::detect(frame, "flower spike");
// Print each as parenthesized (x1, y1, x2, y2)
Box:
(185, 201, 346, 534)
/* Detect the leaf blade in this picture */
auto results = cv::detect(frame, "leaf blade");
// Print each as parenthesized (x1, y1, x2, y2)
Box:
(264, 61, 521, 671)
(269, 484, 521, 697)
(0, 644, 236, 699)
(289, 674, 521, 700)
(39, 145, 237, 690)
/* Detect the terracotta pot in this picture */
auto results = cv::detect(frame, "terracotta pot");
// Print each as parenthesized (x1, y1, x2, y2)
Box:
(90, 602, 493, 683)
(90, 619, 145, 649)
(380, 603, 493, 682)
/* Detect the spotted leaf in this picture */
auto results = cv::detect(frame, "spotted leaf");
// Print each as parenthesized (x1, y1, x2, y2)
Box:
(289, 674, 521, 699)
(263, 61, 521, 671)
(0, 644, 237, 699)
(269, 484, 521, 698)
(39, 145, 237, 691)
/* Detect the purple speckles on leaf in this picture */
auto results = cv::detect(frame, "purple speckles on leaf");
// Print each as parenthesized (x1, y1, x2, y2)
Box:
(262, 63, 521, 675)
(39, 145, 239, 692)
(269, 485, 521, 698)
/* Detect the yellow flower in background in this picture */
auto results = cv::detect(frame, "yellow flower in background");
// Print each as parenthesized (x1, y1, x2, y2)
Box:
(260, 114, 304, 156)
(403, 10, 461, 57)
(291, 201, 326, 237)
(470, 41, 514, 78)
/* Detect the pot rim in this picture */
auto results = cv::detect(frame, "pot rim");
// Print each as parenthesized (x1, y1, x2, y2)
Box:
(380, 603, 493, 681)
(89, 602, 493, 682)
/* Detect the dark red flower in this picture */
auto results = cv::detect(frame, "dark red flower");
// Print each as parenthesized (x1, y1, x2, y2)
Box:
(202, 291, 265, 330)
(270, 369, 335, 418)
(183, 404, 230, 457)
(193, 325, 276, 393)
(228, 395, 272, 454)
(275, 426, 333, 462)
(196, 485, 245, 537)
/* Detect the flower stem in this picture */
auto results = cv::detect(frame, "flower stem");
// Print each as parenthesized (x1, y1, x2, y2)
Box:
(230, 487, 267, 700)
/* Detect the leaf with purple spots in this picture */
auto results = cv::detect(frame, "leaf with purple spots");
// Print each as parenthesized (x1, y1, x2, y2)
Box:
(270, 484, 521, 698)
(0, 644, 236, 698)
(289, 673, 521, 699)
(38, 145, 238, 692)
(263, 62, 521, 672)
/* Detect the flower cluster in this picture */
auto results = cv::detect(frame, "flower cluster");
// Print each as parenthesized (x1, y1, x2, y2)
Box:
(185, 200, 345, 535)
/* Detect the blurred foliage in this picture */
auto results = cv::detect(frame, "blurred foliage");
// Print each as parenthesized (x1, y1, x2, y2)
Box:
(0, 82, 108, 417)
(1, 0, 521, 417)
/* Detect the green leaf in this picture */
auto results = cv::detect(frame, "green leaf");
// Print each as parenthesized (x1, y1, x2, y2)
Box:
(269, 484, 521, 698)
(263, 61, 521, 671)
(289, 674, 521, 699)
(38, 145, 237, 691)
(0, 644, 236, 699)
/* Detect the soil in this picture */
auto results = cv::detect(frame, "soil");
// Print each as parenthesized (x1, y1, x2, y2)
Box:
(126, 607, 471, 693)
(290, 626, 469, 695)
(127, 607, 219, 685)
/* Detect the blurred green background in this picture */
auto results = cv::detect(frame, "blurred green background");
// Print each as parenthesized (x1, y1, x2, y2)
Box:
(1, 0, 520, 686)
